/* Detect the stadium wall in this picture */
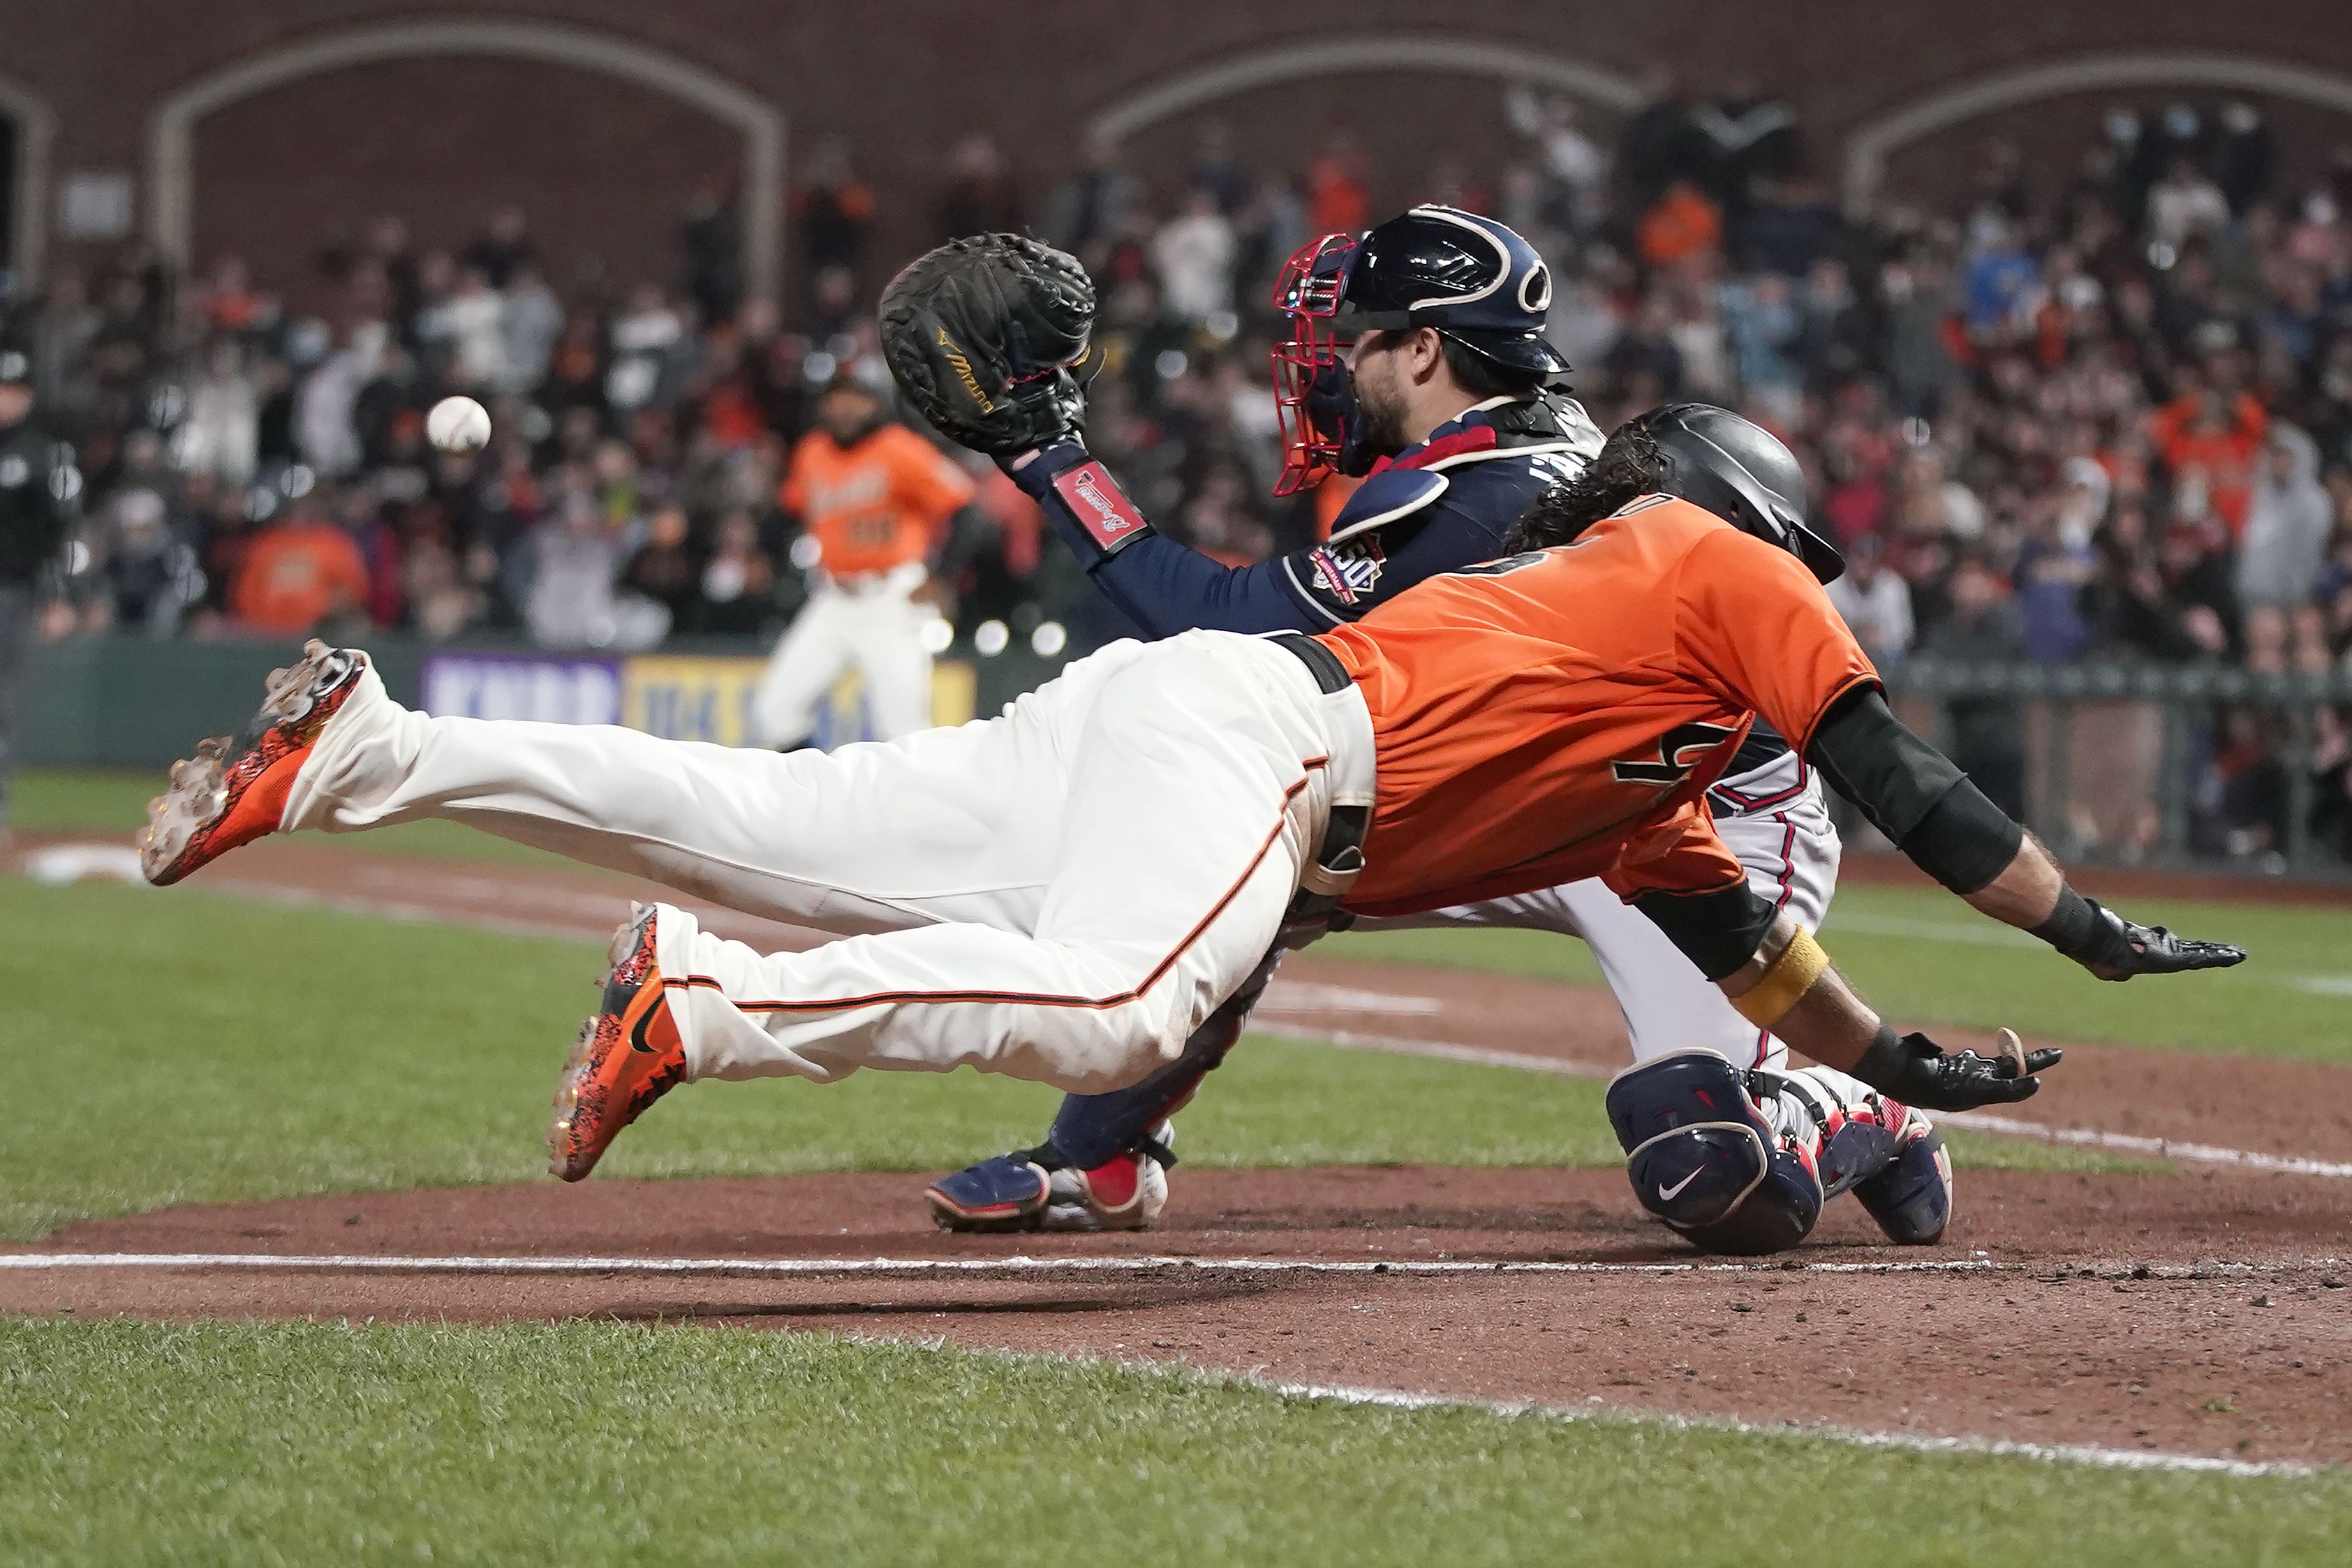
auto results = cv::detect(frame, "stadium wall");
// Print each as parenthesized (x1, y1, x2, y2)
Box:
(9, 2, 2352, 296)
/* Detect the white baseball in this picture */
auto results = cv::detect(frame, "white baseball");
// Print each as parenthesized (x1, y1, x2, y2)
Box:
(426, 395, 493, 453)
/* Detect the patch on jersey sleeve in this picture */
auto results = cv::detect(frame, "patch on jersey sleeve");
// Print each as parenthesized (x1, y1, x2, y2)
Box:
(1302, 535, 1389, 607)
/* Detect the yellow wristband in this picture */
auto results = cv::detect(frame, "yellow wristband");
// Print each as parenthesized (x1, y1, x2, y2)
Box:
(1730, 926, 1830, 1029)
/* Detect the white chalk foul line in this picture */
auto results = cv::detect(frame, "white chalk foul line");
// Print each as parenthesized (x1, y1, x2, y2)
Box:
(1251, 1376, 2322, 1479)
(0, 1251, 2337, 1281)
(1252, 1020, 2352, 1180)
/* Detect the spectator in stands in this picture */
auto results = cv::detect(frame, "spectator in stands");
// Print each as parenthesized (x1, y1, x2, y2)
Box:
(1636, 179, 1722, 269)
(2147, 155, 2231, 250)
(2152, 382, 2268, 540)
(1304, 131, 1370, 235)
(695, 507, 778, 636)
(2238, 423, 2332, 670)
(1826, 533, 1914, 669)
(1505, 84, 1606, 235)
(464, 206, 536, 289)
(936, 134, 1019, 239)
(1152, 186, 1236, 324)
(498, 263, 565, 394)
(1046, 131, 1142, 266)
(175, 340, 259, 487)
(230, 494, 370, 637)
(794, 135, 875, 280)
(1923, 551, 2032, 818)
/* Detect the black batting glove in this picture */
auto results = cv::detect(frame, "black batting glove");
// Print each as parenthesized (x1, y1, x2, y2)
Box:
(1852, 1026, 2061, 1111)
(2034, 889, 2246, 981)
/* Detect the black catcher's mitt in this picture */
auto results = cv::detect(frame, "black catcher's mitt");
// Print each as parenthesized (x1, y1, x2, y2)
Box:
(879, 234, 1094, 455)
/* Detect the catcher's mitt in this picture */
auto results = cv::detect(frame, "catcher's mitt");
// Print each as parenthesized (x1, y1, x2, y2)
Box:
(879, 234, 1095, 455)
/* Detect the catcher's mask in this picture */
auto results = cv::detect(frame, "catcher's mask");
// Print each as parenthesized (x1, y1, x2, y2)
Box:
(1269, 205, 1568, 495)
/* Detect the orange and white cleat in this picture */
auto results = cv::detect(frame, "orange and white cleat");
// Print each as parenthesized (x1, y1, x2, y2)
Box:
(548, 904, 689, 1182)
(139, 640, 369, 886)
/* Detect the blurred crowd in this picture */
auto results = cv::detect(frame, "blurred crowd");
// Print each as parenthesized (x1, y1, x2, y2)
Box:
(11, 87, 2352, 861)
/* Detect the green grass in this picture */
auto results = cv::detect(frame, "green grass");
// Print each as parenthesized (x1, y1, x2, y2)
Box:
(2, 878, 2129, 1241)
(1333, 880, 2352, 1065)
(2, 1319, 2343, 1568)
(10, 766, 566, 868)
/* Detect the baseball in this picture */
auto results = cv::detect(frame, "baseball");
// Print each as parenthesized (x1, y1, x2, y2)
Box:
(426, 395, 492, 453)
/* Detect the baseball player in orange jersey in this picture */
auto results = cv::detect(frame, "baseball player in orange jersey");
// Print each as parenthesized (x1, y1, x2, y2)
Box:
(140, 406, 2243, 1243)
(751, 375, 973, 747)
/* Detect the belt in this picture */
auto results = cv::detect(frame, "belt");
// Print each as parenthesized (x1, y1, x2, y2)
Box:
(1271, 631, 1368, 924)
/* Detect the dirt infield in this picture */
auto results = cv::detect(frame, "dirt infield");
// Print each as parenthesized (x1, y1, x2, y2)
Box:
(13, 835, 2352, 1464)
(9, 1167, 2350, 1463)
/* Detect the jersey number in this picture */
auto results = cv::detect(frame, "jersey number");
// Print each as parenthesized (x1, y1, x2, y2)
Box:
(1453, 550, 1549, 577)
(1611, 723, 1740, 787)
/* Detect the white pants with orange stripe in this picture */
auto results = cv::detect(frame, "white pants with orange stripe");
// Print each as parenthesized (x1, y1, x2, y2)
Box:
(281, 631, 1375, 1093)
(750, 565, 938, 748)
(1354, 753, 1840, 1074)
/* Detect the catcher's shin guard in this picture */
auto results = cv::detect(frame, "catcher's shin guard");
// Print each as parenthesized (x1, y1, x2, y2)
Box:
(1606, 1051, 1824, 1257)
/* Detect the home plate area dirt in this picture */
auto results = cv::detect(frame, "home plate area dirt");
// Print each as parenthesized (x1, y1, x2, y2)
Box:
(13, 838, 2352, 1465)
(10, 1165, 2349, 1465)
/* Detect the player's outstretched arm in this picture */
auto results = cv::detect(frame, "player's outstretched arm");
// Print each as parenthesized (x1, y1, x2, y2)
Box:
(1004, 442, 1324, 635)
(1721, 915, 2059, 1112)
(1633, 880, 2057, 1110)
(1803, 686, 2245, 981)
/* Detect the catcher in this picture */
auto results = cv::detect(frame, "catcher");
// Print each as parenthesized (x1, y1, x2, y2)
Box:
(887, 216, 1960, 1253)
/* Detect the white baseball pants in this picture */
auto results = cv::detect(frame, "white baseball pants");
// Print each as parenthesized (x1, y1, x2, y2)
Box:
(282, 632, 1374, 1093)
(750, 566, 938, 747)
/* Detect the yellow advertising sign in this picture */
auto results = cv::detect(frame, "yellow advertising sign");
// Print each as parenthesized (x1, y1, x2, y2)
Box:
(621, 656, 976, 747)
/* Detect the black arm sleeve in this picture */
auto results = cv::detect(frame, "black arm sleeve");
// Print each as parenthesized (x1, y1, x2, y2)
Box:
(1803, 687, 2022, 895)
(1633, 882, 1782, 982)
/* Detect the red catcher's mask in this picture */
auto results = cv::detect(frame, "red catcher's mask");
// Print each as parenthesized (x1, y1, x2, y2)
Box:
(1269, 232, 1361, 496)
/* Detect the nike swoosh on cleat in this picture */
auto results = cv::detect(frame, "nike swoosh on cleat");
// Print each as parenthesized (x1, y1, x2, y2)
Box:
(1657, 1169, 1703, 1201)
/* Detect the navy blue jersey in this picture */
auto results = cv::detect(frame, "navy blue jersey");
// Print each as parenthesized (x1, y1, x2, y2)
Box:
(1014, 394, 1602, 639)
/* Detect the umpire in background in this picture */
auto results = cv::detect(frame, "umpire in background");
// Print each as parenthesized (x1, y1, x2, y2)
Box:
(0, 343, 77, 843)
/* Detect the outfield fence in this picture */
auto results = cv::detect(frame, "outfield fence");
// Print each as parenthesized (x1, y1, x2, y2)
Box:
(1884, 658, 2352, 880)
(21, 634, 2352, 881)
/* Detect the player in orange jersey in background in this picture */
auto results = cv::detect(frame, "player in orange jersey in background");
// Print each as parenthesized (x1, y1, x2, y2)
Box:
(752, 373, 976, 746)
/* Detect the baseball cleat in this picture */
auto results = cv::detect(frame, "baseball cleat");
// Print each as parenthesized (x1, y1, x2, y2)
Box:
(925, 1127, 1172, 1232)
(1850, 1103, 1953, 1245)
(547, 904, 689, 1182)
(139, 639, 369, 886)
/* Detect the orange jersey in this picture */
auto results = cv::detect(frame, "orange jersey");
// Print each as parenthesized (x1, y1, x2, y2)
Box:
(1322, 496, 1878, 916)
(780, 424, 976, 577)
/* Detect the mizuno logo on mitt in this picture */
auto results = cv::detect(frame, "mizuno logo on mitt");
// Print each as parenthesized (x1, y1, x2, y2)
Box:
(935, 327, 996, 413)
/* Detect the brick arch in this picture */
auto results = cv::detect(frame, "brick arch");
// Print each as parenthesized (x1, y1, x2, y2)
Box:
(1085, 36, 1643, 149)
(1843, 50, 2352, 213)
(147, 17, 786, 303)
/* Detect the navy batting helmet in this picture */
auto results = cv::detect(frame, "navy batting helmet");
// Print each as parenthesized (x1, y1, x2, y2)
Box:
(1635, 404, 1843, 584)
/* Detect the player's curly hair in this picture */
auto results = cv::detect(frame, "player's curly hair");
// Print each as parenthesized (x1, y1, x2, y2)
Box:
(1503, 422, 1669, 552)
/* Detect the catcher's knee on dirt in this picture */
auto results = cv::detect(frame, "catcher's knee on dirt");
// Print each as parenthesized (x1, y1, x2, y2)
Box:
(1605, 1051, 1823, 1257)
(1049, 983, 1256, 1167)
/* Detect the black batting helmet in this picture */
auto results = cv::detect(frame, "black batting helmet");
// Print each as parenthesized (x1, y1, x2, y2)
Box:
(1633, 404, 1842, 584)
